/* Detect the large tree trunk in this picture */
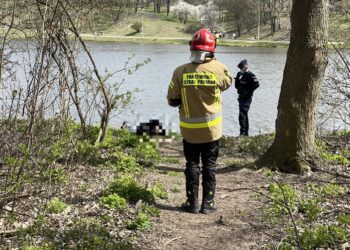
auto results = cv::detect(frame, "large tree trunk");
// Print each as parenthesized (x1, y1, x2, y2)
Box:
(257, 0, 329, 174)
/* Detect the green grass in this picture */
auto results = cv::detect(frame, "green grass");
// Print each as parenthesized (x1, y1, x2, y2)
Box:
(95, 11, 191, 39)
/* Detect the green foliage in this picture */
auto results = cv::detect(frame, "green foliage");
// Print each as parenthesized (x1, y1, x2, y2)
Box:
(40, 167, 69, 184)
(131, 21, 142, 33)
(111, 151, 140, 172)
(46, 198, 68, 214)
(132, 143, 160, 167)
(62, 219, 130, 249)
(299, 225, 350, 248)
(100, 194, 127, 210)
(337, 214, 350, 225)
(299, 198, 322, 223)
(268, 183, 299, 215)
(126, 212, 151, 231)
(148, 182, 168, 200)
(320, 150, 350, 165)
(107, 175, 167, 203)
(162, 157, 181, 164)
(140, 203, 161, 217)
(307, 183, 346, 197)
(18, 217, 129, 249)
(75, 140, 100, 164)
(221, 134, 274, 157)
(7, 212, 17, 225)
(167, 171, 184, 177)
(265, 181, 349, 249)
(100, 128, 138, 149)
(317, 139, 350, 165)
(108, 174, 154, 203)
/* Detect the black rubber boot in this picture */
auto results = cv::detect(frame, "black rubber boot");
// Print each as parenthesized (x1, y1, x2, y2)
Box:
(181, 185, 199, 214)
(181, 200, 200, 214)
(200, 200, 217, 214)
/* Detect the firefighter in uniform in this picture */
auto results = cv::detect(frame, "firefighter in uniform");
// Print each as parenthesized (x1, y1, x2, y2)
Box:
(235, 59, 260, 136)
(167, 29, 232, 214)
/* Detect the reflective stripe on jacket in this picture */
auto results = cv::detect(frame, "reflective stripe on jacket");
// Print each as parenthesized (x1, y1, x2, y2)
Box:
(167, 59, 232, 143)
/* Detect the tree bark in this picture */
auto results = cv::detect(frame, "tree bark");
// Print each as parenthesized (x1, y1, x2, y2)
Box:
(166, 0, 170, 16)
(257, 0, 329, 174)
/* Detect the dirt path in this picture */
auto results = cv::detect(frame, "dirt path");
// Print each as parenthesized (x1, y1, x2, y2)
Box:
(135, 140, 289, 250)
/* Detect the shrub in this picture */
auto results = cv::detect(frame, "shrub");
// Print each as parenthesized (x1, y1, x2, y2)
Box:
(299, 198, 322, 223)
(46, 198, 68, 214)
(133, 143, 160, 167)
(100, 194, 127, 210)
(131, 21, 142, 33)
(108, 174, 154, 203)
(140, 203, 161, 217)
(148, 182, 168, 200)
(126, 212, 151, 230)
(108, 175, 168, 203)
(299, 225, 350, 248)
(75, 140, 99, 164)
(111, 151, 140, 172)
(268, 183, 299, 215)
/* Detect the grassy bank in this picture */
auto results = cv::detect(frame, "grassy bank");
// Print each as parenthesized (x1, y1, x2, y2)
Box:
(80, 34, 349, 49)
(80, 33, 292, 48)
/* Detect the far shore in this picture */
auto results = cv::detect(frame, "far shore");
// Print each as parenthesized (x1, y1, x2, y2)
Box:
(3, 30, 348, 48)
(77, 34, 350, 49)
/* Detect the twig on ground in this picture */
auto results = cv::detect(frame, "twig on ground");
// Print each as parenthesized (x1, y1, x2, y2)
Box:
(164, 236, 182, 246)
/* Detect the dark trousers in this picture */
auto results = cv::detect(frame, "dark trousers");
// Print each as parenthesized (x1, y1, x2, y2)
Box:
(238, 96, 252, 136)
(183, 139, 219, 205)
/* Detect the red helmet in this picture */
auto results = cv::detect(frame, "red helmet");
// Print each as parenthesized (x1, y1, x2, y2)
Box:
(189, 29, 216, 53)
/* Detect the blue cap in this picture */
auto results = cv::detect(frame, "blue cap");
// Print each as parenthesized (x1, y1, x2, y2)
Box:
(238, 59, 248, 69)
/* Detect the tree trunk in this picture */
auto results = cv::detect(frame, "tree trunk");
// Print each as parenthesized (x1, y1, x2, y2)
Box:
(166, 0, 170, 16)
(96, 107, 111, 144)
(257, 0, 329, 175)
(236, 22, 241, 37)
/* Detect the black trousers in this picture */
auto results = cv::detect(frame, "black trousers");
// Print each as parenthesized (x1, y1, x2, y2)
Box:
(238, 96, 252, 136)
(183, 139, 219, 204)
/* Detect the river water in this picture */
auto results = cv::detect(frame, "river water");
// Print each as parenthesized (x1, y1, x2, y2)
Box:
(8, 41, 347, 136)
(86, 42, 288, 136)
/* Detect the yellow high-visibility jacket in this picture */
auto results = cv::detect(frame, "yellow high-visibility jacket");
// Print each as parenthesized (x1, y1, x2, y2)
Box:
(167, 58, 232, 143)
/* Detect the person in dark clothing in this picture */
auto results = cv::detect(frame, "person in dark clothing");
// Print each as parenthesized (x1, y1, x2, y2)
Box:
(235, 59, 260, 136)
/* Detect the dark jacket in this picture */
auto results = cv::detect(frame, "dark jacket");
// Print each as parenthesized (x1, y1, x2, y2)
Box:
(234, 71, 259, 98)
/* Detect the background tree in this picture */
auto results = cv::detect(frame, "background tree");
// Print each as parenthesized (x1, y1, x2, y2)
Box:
(257, 0, 329, 174)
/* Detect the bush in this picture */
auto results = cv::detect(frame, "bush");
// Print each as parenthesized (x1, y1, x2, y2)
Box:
(299, 225, 350, 248)
(140, 203, 161, 217)
(108, 175, 168, 203)
(111, 151, 140, 172)
(268, 183, 299, 215)
(108, 174, 154, 203)
(131, 21, 142, 33)
(46, 198, 68, 214)
(100, 194, 127, 210)
(126, 212, 151, 231)
(133, 143, 160, 167)
(148, 182, 168, 200)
